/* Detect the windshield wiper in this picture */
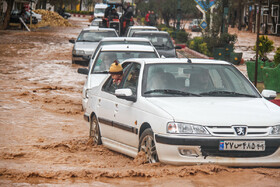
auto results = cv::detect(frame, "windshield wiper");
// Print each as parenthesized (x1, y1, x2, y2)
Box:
(144, 89, 201, 96)
(200, 90, 257, 97)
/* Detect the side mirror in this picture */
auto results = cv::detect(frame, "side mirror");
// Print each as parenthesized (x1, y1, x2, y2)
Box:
(175, 45, 182, 49)
(77, 68, 89, 75)
(115, 88, 136, 102)
(69, 39, 75, 44)
(262, 89, 277, 100)
(161, 55, 166, 58)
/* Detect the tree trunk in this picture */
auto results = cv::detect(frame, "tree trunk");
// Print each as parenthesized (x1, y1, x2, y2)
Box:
(1, 0, 15, 30)
(80, 0, 83, 11)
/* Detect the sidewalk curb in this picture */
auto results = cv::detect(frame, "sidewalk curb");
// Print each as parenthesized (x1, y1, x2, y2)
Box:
(183, 46, 210, 59)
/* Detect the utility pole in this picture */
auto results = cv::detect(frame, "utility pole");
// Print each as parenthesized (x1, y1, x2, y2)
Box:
(254, 0, 262, 87)
(176, 0, 181, 31)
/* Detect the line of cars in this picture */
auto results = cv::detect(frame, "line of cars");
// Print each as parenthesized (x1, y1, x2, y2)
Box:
(70, 20, 280, 166)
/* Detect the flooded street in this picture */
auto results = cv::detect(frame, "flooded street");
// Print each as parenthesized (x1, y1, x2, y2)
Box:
(0, 17, 280, 186)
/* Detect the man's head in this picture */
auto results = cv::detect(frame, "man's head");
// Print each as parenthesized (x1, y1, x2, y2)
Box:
(112, 8, 116, 13)
(109, 60, 123, 82)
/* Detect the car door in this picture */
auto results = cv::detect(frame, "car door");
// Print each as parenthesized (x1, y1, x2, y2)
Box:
(96, 62, 133, 142)
(96, 76, 118, 141)
(112, 63, 141, 148)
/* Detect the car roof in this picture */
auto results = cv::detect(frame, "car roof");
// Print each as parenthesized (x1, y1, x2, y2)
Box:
(82, 27, 116, 32)
(100, 37, 151, 42)
(100, 44, 156, 52)
(133, 31, 169, 35)
(128, 26, 158, 30)
(91, 18, 103, 22)
(123, 58, 231, 65)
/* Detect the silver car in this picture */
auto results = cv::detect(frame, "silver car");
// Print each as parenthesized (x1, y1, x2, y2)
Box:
(69, 27, 118, 66)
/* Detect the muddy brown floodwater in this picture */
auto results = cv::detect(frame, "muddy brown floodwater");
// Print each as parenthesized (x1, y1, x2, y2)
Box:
(0, 17, 280, 187)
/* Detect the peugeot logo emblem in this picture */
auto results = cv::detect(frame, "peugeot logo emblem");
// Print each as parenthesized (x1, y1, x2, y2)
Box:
(233, 126, 247, 136)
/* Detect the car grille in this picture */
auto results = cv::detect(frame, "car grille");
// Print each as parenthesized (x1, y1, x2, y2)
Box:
(206, 126, 270, 136)
(201, 145, 278, 157)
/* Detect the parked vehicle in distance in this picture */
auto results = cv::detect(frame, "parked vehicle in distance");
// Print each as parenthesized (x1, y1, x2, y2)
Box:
(69, 27, 118, 66)
(87, 37, 154, 67)
(94, 3, 107, 18)
(10, 10, 38, 24)
(89, 18, 103, 28)
(124, 26, 158, 37)
(83, 58, 280, 166)
(132, 31, 182, 58)
(78, 44, 160, 110)
(190, 19, 202, 32)
(29, 10, 42, 22)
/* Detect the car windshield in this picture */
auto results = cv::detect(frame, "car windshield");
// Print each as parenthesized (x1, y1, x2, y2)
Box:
(133, 34, 174, 49)
(129, 28, 158, 37)
(92, 51, 157, 73)
(143, 63, 260, 98)
(95, 8, 105, 14)
(91, 20, 102, 26)
(77, 30, 117, 42)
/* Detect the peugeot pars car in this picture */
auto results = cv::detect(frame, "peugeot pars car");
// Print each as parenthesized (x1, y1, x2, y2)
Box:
(86, 37, 154, 68)
(78, 44, 160, 110)
(83, 58, 280, 166)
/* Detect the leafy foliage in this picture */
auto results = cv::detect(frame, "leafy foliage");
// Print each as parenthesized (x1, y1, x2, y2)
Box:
(274, 47, 280, 67)
(254, 36, 275, 59)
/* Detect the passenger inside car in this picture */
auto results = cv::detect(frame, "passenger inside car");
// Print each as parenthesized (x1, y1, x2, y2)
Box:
(189, 70, 214, 92)
(147, 70, 177, 90)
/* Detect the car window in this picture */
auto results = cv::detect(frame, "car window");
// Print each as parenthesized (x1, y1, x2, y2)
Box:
(121, 63, 141, 96)
(102, 63, 132, 94)
(91, 40, 152, 60)
(143, 63, 260, 97)
(133, 34, 174, 49)
(77, 30, 117, 42)
(128, 28, 158, 37)
(92, 51, 157, 73)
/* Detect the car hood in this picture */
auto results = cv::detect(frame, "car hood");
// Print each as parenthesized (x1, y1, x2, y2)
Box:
(74, 42, 99, 52)
(94, 13, 104, 18)
(146, 97, 280, 126)
(156, 48, 176, 58)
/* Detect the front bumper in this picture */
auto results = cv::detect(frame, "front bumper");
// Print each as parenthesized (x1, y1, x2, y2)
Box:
(155, 134, 280, 166)
(72, 54, 90, 66)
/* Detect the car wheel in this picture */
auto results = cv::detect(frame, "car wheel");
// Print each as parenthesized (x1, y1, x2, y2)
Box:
(89, 115, 102, 145)
(139, 128, 159, 163)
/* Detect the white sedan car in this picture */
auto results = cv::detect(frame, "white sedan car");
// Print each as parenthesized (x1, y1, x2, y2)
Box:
(78, 44, 160, 110)
(84, 58, 280, 166)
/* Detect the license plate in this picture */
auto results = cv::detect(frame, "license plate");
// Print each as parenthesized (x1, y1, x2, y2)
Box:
(219, 140, 265, 151)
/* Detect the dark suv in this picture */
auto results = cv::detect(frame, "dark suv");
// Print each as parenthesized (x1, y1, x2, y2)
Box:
(132, 31, 181, 58)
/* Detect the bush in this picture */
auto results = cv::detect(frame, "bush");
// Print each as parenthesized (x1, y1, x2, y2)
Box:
(188, 37, 203, 52)
(254, 35, 274, 59)
(274, 47, 280, 67)
(199, 42, 211, 56)
(175, 30, 191, 43)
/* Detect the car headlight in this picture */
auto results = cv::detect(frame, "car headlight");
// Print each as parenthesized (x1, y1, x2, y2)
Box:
(167, 122, 209, 134)
(73, 50, 85, 55)
(270, 125, 280, 135)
